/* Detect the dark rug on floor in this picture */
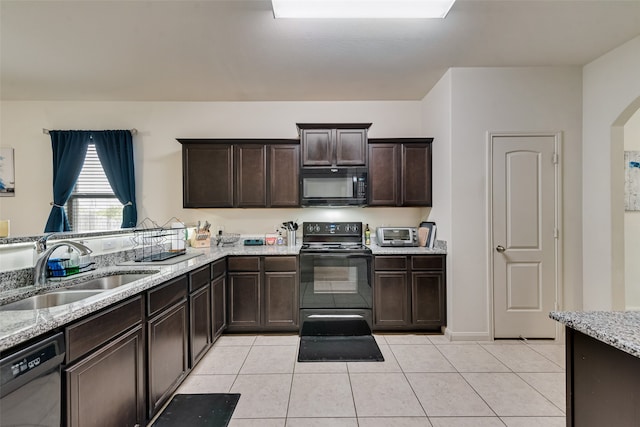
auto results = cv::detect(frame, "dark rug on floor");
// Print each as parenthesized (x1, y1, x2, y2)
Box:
(298, 335, 385, 362)
(151, 393, 240, 427)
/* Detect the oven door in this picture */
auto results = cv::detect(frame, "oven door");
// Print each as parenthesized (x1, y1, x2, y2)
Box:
(299, 253, 372, 309)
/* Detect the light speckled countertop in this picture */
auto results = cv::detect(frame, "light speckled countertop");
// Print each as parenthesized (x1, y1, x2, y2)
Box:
(550, 311, 640, 358)
(0, 241, 446, 352)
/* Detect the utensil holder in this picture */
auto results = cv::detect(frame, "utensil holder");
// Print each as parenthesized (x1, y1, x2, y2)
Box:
(287, 230, 296, 246)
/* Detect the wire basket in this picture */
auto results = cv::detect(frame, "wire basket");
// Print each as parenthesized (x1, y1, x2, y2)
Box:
(218, 233, 240, 246)
(131, 217, 186, 262)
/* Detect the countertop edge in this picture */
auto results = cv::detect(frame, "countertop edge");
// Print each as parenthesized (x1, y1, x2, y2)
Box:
(550, 310, 640, 359)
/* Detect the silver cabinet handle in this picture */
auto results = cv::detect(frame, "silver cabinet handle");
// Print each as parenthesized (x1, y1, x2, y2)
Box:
(496, 245, 505, 253)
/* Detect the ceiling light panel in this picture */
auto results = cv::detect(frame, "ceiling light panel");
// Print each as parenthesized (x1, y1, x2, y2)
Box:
(271, 0, 456, 19)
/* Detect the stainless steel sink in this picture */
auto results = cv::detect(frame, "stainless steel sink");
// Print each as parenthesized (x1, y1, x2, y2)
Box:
(66, 272, 156, 290)
(0, 290, 104, 311)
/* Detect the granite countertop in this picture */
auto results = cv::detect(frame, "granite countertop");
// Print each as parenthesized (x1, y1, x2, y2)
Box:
(0, 244, 300, 352)
(0, 240, 448, 352)
(550, 311, 640, 358)
(368, 240, 447, 255)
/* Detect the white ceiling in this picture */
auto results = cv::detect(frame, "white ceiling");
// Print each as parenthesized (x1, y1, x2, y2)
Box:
(2, 0, 640, 102)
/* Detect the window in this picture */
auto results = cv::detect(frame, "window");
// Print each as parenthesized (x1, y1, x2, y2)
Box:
(65, 144, 123, 231)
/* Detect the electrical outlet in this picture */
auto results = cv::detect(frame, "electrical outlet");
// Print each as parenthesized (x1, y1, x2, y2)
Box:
(102, 239, 117, 251)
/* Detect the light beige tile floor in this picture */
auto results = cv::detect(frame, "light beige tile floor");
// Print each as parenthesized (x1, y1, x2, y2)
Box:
(167, 333, 566, 426)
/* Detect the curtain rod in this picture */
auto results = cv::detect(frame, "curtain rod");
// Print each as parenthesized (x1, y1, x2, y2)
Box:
(42, 128, 138, 135)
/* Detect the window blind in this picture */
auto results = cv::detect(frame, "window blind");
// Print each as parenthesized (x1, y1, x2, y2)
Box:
(66, 144, 123, 231)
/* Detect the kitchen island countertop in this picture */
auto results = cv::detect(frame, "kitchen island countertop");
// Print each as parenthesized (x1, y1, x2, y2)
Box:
(550, 310, 640, 358)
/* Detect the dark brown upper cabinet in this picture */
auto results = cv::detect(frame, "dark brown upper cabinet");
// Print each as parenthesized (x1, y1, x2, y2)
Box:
(297, 123, 371, 167)
(181, 143, 234, 208)
(368, 138, 433, 207)
(178, 139, 299, 208)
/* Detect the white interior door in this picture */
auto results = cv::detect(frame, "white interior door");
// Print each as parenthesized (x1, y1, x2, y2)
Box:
(492, 134, 558, 339)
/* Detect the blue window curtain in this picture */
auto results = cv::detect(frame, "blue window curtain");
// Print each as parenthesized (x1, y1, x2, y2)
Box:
(93, 130, 138, 228)
(44, 131, 90, 232)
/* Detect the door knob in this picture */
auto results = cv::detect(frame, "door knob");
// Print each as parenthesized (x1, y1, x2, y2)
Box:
(496, 245, 506, 253)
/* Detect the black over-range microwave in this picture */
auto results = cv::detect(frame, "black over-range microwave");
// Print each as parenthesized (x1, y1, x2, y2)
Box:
(300, 167, 367, 207)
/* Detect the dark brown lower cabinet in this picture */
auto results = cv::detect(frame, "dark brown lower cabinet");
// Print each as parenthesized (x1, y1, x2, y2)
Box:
(373, 255, 446, 331)
(228, 271, 261, 328)
(374, 270, 410, 327)
(189, 285, 212, 366)
(188, 263, 212, 367)
(147, 276, 189, 419)
(227, 256, 298, 332)
(65, 326, 144, 427)
(64, 296, 145, 427)
(212, 274, 227, 339)
(264, 271, 298, 328)
(567, 328, 640, 427)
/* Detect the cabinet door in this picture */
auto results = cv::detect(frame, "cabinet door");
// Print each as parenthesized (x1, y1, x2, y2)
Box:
(183, 144, 233, 208)
(373, 271, 410, 327)
(335, 129, 367, 166)
(66, 326, 144, 427)
(269, 144, 299, 207)
(411, 271, 445, 327)
(211, 275, 227, 339)
(368, 144, 399, 206)
(227, 272, 261, 329)
(147, 301, 189, 418)
(301, 129, 333, 166)
(402, 143, 432, 206)
(236, 144, 267, 207)
(189, 285, 212, 367)
(263, 271, 298, 329)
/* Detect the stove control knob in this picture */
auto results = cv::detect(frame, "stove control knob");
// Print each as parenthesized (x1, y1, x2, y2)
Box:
(352, 224, 359, 233)
(307, 224, 315, 233)
(343, 224, 349, 232)
(315, 225, 321, 232)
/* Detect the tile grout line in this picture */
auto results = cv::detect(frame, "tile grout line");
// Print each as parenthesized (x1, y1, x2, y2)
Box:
(512, 371, 567, 415)
(385, 341, 432, 422)
(430, 342, 503, 420)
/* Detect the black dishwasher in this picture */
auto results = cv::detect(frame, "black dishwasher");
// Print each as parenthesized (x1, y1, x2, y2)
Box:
(0, 332, 65, 427)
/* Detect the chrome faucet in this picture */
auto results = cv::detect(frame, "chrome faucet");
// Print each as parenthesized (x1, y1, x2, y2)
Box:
(33, 240, 93, 286)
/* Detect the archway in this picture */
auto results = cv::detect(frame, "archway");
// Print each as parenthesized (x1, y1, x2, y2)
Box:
(611, 95, 640, 310)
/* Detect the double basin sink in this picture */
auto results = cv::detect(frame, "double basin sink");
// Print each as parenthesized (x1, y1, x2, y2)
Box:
(0, 272, 158, 311)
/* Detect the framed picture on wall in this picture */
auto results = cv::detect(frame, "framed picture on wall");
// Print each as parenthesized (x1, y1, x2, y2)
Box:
(625, 151, 640, 211)
(0, 148, 15, 197)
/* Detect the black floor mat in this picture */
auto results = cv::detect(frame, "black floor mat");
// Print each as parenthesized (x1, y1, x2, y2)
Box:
(298, 335, 384, 362)
(151, 393, 240, 427)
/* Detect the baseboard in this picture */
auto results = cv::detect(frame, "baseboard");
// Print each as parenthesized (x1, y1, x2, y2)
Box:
(444, 328, 491, 342)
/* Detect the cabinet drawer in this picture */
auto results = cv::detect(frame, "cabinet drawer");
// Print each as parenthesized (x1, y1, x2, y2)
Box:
(189, 264, 210, 292)
(374, 256, 407, 271)
(411, 255, 444, 271)
(264, 256, 297, 272)
(228, 256, 260, 272)
(148, 275, 188, 317)
(66, 295, 143, 363)
(211, 258, 226, 280)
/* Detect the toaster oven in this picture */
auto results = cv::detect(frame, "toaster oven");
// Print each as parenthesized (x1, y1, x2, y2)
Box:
(375, 227, 419, 247)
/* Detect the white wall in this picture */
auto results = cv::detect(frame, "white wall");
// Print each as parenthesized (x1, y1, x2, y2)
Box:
(582, 35, 640, 310)
(0, 101, 430, 238)
(419, 70, 453, 329)
(423, 67, 583, 340)
(625, 108, 640, 310)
